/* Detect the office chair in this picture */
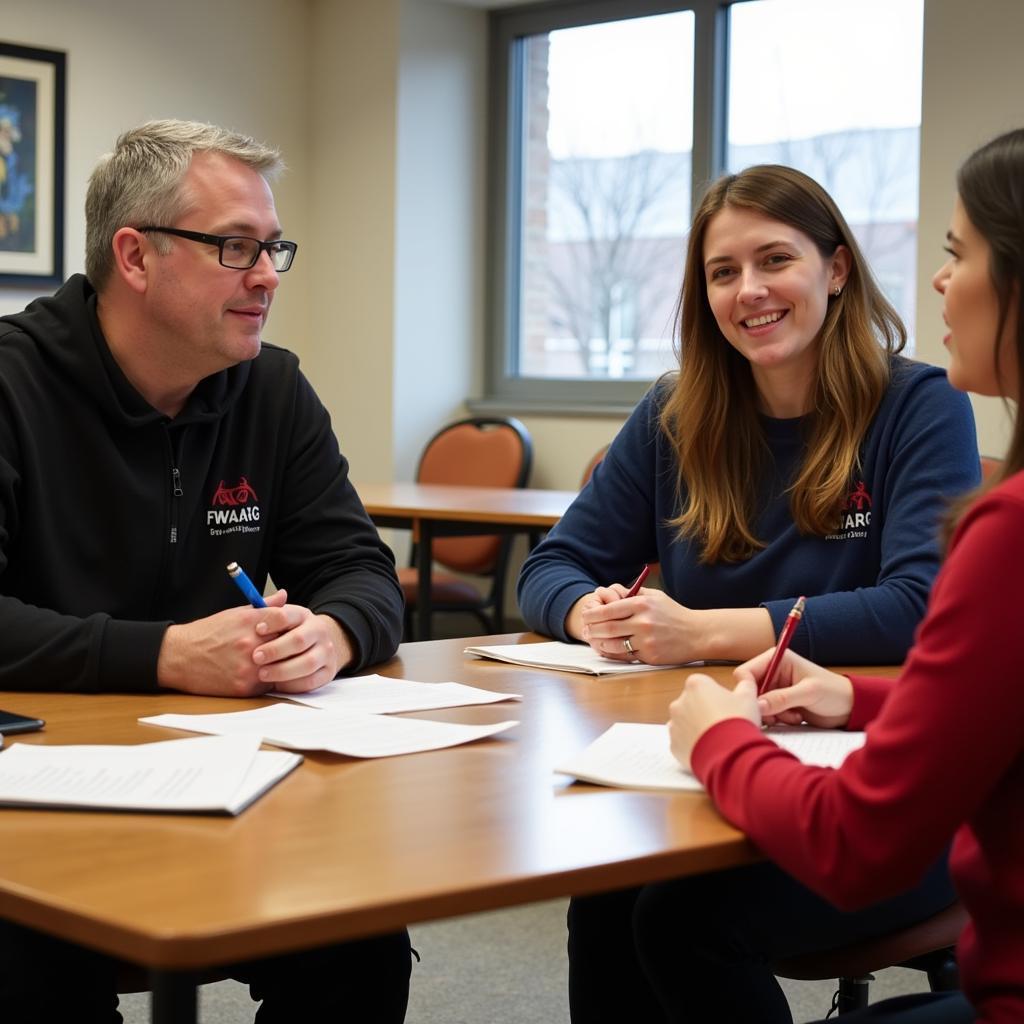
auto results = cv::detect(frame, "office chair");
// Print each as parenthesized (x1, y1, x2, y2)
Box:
(579, 442, 662, 587)
(773, 899, 966, 1016)
(980, 454, 1002, 482)
(398, 416, 532, 640)
(580, 444, 611, 487)
(115, 962, 228, 996)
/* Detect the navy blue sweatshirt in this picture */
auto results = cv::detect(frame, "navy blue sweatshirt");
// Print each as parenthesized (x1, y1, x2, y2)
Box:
(518, 360, 979, 664)
(0, 275, 403, 692)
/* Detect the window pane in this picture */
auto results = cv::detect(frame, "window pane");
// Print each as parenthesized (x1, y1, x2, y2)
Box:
(726, 0, 924, 349)
(517, 12, 694, 381)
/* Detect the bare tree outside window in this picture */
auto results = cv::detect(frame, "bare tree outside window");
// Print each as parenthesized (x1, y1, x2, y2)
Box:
(495, 0, 924, 399)
(727, 0, 923, 348)
(518, 14, 693, 381)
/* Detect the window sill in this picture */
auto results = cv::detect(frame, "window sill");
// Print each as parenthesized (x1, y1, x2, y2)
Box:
(467, 396, 635, 418)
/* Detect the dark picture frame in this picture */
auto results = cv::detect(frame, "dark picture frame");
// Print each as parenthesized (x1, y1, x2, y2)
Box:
(0, 41, 66, 288)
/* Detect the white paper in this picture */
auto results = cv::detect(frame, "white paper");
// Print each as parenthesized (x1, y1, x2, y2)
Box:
(556, 723, 867, 792)
(271, 674, 521, 714)
(142, 703, 519, 758)
(0, 734, 301, 814)
(465, 640, 691, 675)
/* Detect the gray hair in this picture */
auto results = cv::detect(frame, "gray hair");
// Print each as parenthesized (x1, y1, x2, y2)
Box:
(84, 119, 284, 289)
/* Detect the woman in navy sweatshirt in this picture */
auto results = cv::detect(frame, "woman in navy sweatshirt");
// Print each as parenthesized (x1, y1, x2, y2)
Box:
(518, 165, 978, 668)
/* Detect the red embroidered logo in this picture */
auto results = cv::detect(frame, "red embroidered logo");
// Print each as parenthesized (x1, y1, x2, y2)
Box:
(211, 477, 259, 506)
(827, 481, 872, 540)
(207, 477, 262, 536)
(844, 481, 872, 511)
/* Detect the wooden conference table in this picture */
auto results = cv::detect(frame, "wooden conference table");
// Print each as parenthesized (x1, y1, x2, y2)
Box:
(358, 482, 577, 637)
(0, 635, 897, 1023)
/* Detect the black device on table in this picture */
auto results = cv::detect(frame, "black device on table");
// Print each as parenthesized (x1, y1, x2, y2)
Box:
(0, 710, 45, 735)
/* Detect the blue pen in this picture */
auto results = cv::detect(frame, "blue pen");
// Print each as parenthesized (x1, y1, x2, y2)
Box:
(226, 561, 267, 608)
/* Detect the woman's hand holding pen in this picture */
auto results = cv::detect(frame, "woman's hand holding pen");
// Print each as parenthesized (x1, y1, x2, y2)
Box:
(571, 588, 776, 665)
(667, 649, 854, 770)
(578, 588, 703, 664)
(736, 649, 854, 729)
(668, 674, 760, 769)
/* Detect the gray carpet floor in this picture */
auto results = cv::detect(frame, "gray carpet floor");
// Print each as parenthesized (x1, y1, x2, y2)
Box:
(118, 897, 932, 1022)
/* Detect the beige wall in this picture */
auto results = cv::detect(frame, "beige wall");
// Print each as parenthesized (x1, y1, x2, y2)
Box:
(3, 0, 1022, 520)
(916, 0, 1023, 457)
(393, 0, 487, 482)
(307, 0, 400, 481)
(0, 0, 312, 360)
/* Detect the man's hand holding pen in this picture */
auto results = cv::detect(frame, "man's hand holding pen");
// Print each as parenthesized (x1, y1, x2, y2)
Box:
(252, 601, 354, 693)
(157, 576, 355, 697)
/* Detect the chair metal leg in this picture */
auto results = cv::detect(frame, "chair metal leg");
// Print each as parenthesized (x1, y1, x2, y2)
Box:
(836, 975, 873, 1014)
(492, 585, 505, 633)
(926, 953, 960, 992)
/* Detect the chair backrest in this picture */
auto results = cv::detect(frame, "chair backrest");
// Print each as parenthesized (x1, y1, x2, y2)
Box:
(580, 444, 610, 488)
(980, 454, 1002, 482)
(417, 417, 532, 573)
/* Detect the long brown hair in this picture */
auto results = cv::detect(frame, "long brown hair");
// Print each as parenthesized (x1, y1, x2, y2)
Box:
(660, 164, 906, 563)
(944, 128, 1024, 539)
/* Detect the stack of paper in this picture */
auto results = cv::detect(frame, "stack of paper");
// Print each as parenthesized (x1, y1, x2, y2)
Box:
(464, 640, 688, 675)
(272, 674, 522, 713)
(0, 734, 301, 815)
(556, 723, 867, 792)
(142, 703, 518, 758)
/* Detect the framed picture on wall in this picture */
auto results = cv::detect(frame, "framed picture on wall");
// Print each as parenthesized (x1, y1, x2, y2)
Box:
(0, 41, 66, 288)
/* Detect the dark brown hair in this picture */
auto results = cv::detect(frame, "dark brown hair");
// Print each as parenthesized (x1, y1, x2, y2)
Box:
(945, 128, 1024, 537)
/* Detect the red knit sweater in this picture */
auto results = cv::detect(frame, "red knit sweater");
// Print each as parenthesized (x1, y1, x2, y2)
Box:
(691, 472, 1024, 1024)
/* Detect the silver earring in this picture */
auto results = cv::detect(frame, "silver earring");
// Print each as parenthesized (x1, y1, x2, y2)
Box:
(833, 285, 842, 297)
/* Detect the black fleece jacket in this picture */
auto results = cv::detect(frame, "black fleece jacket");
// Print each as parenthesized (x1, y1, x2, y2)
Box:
(0, 275, 403, 692)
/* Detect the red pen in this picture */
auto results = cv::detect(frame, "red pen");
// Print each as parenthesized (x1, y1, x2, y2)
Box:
(758, 595, 806, 695)
(624, 564, 650, 598)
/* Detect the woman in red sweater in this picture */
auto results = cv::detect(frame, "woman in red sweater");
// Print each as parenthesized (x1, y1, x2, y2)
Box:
(666, 127, 1024, 1023)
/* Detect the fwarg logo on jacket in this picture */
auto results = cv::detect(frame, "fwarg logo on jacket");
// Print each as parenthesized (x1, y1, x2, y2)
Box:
(825, 481, 872, 541)
(207, 477, 262, 537)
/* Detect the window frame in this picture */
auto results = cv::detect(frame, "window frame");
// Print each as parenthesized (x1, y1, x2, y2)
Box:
(481, 0, 732, 414)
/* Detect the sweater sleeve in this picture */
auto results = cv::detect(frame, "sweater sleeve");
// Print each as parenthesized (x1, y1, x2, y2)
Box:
(268, 372, 404, 672)
(690, 489, 1024, 909)
(517, 390, 662, 640)
(760, 370, 979, 664)
(0, 449, 171, 692)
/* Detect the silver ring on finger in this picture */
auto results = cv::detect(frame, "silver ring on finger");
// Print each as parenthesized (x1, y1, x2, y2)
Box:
(623, 637, 635, 655)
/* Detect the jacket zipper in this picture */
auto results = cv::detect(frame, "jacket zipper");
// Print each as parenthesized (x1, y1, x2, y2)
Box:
(169, 465, 183, 544)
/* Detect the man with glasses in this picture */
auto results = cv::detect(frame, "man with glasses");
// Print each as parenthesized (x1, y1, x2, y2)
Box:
(0, 120, 410, 1021)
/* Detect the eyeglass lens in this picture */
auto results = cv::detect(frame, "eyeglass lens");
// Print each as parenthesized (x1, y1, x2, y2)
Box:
(221, 238, 294, 271)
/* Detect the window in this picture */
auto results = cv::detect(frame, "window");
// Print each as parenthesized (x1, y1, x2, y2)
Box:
(486, 0, 924, 411)
(726, 0, 923, 348)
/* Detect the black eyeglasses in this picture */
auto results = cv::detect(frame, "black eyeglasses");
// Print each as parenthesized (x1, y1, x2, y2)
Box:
(137, 227, 298, 272)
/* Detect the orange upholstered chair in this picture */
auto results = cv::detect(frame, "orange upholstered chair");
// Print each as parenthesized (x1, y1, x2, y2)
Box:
(579, 443, 661, 586)
(980, 454, 1002, 482)
(398, 417, 532, 639)
(580, 444, 611, 488)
